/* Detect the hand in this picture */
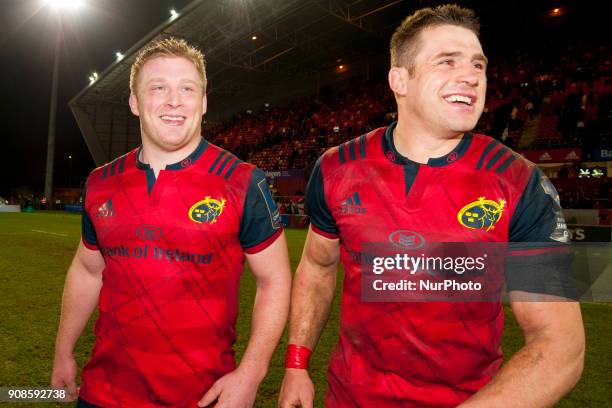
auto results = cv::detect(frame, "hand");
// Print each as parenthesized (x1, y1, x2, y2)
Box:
(278, 369, 314, 408)
(51, 353, 78, 402)
(198, 367, 261, 408)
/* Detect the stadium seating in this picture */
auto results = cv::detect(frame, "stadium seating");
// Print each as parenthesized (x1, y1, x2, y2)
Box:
(206, 44, 610, 173)
(202, 44, 611, 208)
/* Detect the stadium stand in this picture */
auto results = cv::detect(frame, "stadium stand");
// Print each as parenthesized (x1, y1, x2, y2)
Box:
(198, 44, 612, 209)
(66, 0, 610, 212)
(206, 44, 610, 173)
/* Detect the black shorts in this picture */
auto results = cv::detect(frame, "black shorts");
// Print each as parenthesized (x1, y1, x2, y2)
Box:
(77, 398, 101, 408)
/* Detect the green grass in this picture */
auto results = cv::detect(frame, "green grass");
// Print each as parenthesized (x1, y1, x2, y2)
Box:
(0, 212, 610, 407)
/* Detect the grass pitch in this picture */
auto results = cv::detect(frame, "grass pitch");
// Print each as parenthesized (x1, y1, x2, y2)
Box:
(0, 212, 610, 407)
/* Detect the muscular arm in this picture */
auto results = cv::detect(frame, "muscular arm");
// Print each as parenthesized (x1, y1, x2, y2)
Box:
(52, 240, 105, 398)
(279, 227, 341, 408)
(460, 297, 584, 407)
(288, 227, 341, 348)
(199, 233, 292, 407)
(462, 168, 585, 406)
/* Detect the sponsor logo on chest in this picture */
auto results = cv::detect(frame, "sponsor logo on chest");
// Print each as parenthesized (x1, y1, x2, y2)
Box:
(135, 225, 164, 241)
(388, 230, 426, 249)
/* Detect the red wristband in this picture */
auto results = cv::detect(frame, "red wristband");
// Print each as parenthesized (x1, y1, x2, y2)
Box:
(285, 344, 312, 369)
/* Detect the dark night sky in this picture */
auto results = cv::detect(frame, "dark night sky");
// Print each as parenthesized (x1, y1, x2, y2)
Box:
(0, 0, 605, 198)
(0, 0, 191, 197)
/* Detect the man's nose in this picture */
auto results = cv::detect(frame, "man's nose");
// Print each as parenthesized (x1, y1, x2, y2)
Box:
(166, 88, 182, 107)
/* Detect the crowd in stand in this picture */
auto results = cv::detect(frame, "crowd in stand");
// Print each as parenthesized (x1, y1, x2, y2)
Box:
(204, 44, 610, 208)
(207, 80, 395, 170)
(475, 43, 611, 153)
(207, 44, 610, 170)
(558, 186, 610, 210)
(554, 164, 612, 209)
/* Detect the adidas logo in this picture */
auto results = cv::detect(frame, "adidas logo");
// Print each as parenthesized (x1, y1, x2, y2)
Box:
(96, 199, 116, 218)
(565, 150, 579, 160)
(539, 152, 552, 161)
(338, 192, 366, 214)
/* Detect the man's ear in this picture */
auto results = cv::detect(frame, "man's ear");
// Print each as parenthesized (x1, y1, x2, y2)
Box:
(201, 94, 207, 116)
(388, 66, 410, 97)
(129, 92, 140, 116)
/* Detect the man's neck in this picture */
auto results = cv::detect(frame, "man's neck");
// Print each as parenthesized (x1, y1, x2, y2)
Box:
(393, 118, 463, 164)
(140, 136, 201, 176)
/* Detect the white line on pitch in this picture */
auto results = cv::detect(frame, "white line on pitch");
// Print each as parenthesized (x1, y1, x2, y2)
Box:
(31, 229, 68, 237)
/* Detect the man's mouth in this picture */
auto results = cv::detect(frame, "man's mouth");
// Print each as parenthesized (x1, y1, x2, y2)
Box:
(160, 115, 186, 125)
(442, 94, 476, 106)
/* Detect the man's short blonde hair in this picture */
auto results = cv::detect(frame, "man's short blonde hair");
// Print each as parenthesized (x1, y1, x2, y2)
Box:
(130, 37, 207, 93)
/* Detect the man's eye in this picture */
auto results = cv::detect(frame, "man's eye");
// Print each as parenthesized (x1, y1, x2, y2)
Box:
(182, 87, 194, 92)
(474, 62, 485, 70)
(153, 86, 165, 91)
(440, 59, 453, 66)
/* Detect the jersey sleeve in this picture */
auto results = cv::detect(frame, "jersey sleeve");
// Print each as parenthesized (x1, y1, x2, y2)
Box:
(239, 168, 283, 254)
(81, 184, 99, 250)
(305, 155, 339, 239)
(505, 167, 576, 298)
(508, 167, 569, 245)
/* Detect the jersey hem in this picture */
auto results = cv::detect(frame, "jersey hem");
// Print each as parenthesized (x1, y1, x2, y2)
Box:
(243, 228, 283, 254)
(81, 236, 99, 251)
(311, 224, 339, 240)
(77, 392, 108, 408)
(507, 245, 569, 256)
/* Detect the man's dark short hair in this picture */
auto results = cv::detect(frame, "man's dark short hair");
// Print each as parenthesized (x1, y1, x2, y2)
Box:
(390, 4, 480, 75)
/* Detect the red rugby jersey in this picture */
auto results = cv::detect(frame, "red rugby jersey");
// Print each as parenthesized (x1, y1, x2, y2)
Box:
(306, 122, 570, 407)
(79, 137, 282, 407)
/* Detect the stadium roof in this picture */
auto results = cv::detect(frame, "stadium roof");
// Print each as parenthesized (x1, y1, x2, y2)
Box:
(69, 0, 572, 166)
(70, 0, 421, 165)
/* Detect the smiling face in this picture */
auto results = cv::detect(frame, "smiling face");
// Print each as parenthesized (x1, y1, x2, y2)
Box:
(390, 24, 487, 138)
(129, 56, 207, 152)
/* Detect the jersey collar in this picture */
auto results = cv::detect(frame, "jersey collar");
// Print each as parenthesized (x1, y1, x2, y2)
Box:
(382, 121, 472, 167)
(136, 137, 209, 171)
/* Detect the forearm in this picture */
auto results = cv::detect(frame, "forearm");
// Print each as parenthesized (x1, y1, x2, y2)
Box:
(238, 276, 290, 380)
(461, 333, 584, 407)
(55, 261, 102, 357)
(288, 260, 337, 349)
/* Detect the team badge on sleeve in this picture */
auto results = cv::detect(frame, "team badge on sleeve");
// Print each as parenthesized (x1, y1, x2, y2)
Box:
(257, 179, 281, 230)
(189, 196, 226, 224)
(539, 176, 570, 243)
(458, 197, 506, 232)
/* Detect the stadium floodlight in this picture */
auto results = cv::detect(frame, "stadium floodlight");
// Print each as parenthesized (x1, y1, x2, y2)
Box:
(46, 0, 84, 10)
(116, 51, 124, 62)
(44, 0, 85, 210)
(169, 8, 179, 19)
(89, 71, 98, 84)
(251, 35, 257, 40)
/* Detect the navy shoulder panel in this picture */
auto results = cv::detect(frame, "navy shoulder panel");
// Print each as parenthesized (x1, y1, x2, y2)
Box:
(239, 168, 282, 250)
(305, 154, 338, 236)
(509, 166, 569, 244)
(81, 183, 98, 248)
